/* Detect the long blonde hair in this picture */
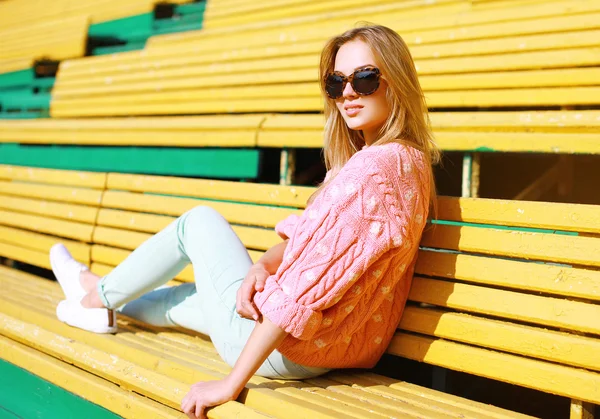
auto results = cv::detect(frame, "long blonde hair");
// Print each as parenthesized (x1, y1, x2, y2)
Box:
(308, 24, 440, 213)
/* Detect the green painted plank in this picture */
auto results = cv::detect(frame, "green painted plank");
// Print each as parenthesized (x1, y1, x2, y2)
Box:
(153, 20, 203, 35)
(175, 3, 207, 15)
(0, 144, 261, 178)
(0, 69, 34, 90)
(0, 110, 49, 119)
(89, 13, 153, 39)
(92, 41, 147, 56)
(0, 358, 120, 419)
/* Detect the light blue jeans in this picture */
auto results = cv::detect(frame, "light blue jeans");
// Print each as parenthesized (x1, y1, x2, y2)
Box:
(97, 206, 331, 379)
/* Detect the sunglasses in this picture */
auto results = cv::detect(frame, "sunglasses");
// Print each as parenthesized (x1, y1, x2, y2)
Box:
(324, 66, 382, 99)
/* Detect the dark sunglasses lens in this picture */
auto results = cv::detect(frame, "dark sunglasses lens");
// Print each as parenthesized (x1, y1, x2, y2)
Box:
(325, 74, 344, 98)
(352, 70, 380, 95)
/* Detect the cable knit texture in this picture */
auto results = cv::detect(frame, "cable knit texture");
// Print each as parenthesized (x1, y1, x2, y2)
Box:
(253, 142, 431, 369)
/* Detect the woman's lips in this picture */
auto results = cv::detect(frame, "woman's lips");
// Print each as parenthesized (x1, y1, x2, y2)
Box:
(345, 107, 362, 116)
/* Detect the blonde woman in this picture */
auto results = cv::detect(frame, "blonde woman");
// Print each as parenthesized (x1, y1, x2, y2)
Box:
(50, 24, 439, 419)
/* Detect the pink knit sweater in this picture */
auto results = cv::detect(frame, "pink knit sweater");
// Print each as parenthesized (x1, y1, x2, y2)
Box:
(253, 142, 431, 369)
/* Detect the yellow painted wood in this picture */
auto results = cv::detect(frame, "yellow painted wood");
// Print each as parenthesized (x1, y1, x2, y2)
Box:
(312, 374, 523, 419)
(90, 245, 195, 283)
(408, 277, 600, 335)
(0, 58, 34, 73)
(302, 376, 469, 419)
(0, 115, 267, 130)
(388, 333, 600, 404)
(411, 28, 600, 59)
(0, 225, 90, 262)
(339, 372, 534, 419)
(0, 296, 358, 419)
(421, 224, 600, 266)
(436, 196, 600, 233)
(0, 165, 106, 188)
(0, 336, 184, 419)
(0, 130, 258, 147)
(51, 52, 599, 100)
(0, 209, 94, 242)
(0, 242, 53, 269)
(100, 192, 300, 228)
(416, 250, 600, 301)
(570, 399, 595, 419)
(106, 173, 313, 208)
(0, 181, 103, 206)
(0, 194, 99, 224)
(0, 314, 273, 418)
(400, 306, 600, 371)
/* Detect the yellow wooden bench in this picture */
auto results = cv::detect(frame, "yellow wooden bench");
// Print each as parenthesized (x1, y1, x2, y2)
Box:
(1, 168, 598, 417)
(0, 165, 105, 271)
(0, 15, 89, 74)
(50, 0, 600, 117)
(0, 0, 193, 29)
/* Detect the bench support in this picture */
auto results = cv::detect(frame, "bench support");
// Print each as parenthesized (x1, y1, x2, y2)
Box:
(280, 148, 296, 185)
(570, 399, 595, 419)
(462, 152, 481, 198)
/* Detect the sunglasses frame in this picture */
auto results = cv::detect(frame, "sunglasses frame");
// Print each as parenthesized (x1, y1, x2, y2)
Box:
(324, 66, 382, 99)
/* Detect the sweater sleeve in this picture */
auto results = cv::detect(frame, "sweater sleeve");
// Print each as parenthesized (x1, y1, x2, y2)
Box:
(275, 214, 301, 240)
(253, 155, 423, 340)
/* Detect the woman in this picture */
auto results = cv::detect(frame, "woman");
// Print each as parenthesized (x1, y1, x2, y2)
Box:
(51, 24, 439, 419)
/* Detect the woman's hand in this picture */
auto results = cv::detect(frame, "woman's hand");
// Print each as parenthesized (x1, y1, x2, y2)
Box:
(236, 264, 270, 320)
(181, 378, 239, 419)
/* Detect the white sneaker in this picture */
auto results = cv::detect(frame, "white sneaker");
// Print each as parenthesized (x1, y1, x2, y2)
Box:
(56, 299, 117, 334)
(50, 243, 89, 302)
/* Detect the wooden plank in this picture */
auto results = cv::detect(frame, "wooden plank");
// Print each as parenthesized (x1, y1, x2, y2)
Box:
(400, 306, 600, 371)
(0, 337, 181, 419)
(0, 313, 274, 418)
(100, 192, 300, 228)
(408, 277, 600, 335)
(0, 180, 103, 206)
(0, 164, 106, 188)
(388, 333, 600, 404)
(0, 209, 94, 242)
(0, 242, 54, 269)
(106, 173, 313, 208)
(421, 224, 600, 267)
(416, 250, 600, 301)
(51, 53, 599, 99)
(0, 225, 90, 262)
(436, 196, 600, 233)
(0, 194, 99, 224)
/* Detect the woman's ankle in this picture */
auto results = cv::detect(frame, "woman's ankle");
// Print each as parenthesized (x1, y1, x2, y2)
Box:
(80, 270, 101, 293)
(80, 288, 107, 309)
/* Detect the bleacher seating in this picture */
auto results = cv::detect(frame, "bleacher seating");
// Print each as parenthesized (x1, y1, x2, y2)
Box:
(1, 0, 599, 417)
(0, 166, 599, 418)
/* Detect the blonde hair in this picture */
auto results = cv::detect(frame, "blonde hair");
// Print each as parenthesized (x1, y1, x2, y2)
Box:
(308, 24, 440, 214)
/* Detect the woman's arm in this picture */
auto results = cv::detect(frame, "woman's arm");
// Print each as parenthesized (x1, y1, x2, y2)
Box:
(181, 315, 287, 418)
(254, 239, 288, 274)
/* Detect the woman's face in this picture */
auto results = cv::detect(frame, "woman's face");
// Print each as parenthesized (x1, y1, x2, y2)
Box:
(333, 40, 391, 146)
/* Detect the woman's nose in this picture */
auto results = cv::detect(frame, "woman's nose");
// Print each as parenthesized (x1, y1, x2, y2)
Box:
(343, 80, 358, 98)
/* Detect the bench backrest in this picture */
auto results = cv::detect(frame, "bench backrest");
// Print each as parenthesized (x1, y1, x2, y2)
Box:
(0, 165, 106, 268)
(93, 173, 600, 405)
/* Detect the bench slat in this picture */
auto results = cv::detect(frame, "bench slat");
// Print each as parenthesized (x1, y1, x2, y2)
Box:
(0, 225, 89, 263)
(0, 194, 98, 224)
(106, 173, 313, 208)
(0, 242, 54, 269)
(416, 251, 600, 302)
(0, 164, 106, 189)
(409, 277, 600, 335)
(421, 224, 600, 267)
(101, 192, 300, 228)
(0, 337, 183, 419)
(400, 306, 600, 372)
(0, 209, 94, 242)
(389, 333, 600, 404)
(0, 181, 103, 206)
